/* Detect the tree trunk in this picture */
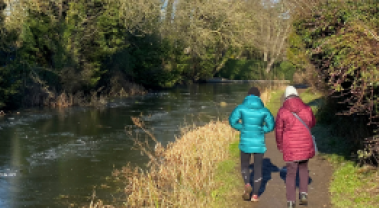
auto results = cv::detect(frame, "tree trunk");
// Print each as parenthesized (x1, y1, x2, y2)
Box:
(263, 14, 269, 62)
(266, 21, 291, 74)
(266, 58, 275, 74)
(59, 0, 62, 20)
(212, 49, 242, 76)
(212, 51, 230, 76)
(165, 0, 174, 26)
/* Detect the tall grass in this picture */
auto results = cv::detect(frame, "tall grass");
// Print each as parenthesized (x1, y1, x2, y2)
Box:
(86, 118, 238, 208)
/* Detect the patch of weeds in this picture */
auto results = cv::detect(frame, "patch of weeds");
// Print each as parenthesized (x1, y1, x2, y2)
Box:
(329, 161, 378, 208)
(266, 90, 285, 115)
(229, 141, 240, 159)
(300, 91, 323, 114)
(313, 125, 379, 208)
(211, 141, 241, 207)
(265, 88, 322, 116)
(300, 91, 321, 103)
(212, 159, 240, 206)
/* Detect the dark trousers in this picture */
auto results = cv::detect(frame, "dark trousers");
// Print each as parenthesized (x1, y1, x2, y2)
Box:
(286, 160, 309, 202)
(240, 151, 264, 195)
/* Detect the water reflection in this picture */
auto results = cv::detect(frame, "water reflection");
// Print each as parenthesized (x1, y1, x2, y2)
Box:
(0, 83, 283, 208)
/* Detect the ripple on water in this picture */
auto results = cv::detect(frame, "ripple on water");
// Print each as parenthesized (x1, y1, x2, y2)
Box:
(25, 136, 103, 167)
(142, 112, 169, 121)
(0, 114, 53, 129)
(107, 102, 129, 108)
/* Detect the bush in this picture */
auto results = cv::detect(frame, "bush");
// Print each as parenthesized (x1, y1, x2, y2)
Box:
(216, 59, 295, 80)
(289, 1, 379, 163)
(279, 61, 297, 81)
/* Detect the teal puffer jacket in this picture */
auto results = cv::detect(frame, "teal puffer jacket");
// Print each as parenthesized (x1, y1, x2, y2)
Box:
(229, 95, 275, 154)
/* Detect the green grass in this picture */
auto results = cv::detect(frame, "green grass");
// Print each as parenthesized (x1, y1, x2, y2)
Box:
(330, 163, 377, 208)
(305, 91, 379, 208)
(313, 124, 379, 208)
(211, 140, 241, 207)
(265, 89, 285, 115)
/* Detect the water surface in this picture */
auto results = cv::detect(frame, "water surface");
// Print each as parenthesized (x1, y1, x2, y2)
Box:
(0, 83, 281, 208)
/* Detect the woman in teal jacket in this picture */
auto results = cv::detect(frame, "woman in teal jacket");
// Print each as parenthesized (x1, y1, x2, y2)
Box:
(229, 87, 275, 202)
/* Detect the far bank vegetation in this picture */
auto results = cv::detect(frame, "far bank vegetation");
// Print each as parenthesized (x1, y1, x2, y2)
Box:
(0, 0, 298, 110)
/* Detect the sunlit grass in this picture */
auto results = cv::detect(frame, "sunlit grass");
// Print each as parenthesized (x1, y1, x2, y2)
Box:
(265, 89, 284, 115)
(209, 140, 240, 207)
(313, 124, 379, 208)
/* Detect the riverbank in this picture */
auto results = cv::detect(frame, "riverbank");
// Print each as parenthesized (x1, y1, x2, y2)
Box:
(95, 120, 239, 208)
(87, 87, 378, 208)
(0, 82, 147, 115)
(85, 87, 274, 208)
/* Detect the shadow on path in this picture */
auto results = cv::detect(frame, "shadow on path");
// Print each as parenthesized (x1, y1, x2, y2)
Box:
(249, 158, 280, 196)
(279, 166, 313, 187)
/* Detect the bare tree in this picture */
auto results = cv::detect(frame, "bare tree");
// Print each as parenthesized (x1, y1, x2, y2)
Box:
(160, 0, 257, 77)
(253, 0, 293, 73)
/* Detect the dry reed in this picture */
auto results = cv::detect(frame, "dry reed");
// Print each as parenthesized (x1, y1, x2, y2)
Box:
(24, 82, 146, 109)
(88, 118, 238, 208)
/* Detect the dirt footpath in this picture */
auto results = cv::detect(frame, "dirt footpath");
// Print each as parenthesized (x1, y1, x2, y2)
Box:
(232, 89, 333, 208)
(233, 131, 333, 208)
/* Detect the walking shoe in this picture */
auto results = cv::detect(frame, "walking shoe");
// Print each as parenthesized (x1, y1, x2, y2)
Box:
(251, 195, 259, 202)
(287, 201, 296, 208)
(299, 192, 308, 205)
(242, 184, 252, 200)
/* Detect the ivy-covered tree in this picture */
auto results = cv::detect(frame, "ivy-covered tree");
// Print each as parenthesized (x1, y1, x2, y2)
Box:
(0, 0, 22, 108)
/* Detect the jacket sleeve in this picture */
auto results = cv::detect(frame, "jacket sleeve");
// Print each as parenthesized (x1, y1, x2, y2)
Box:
(229, 106, 243, 131)
(275, 108, 284, 151)
(263, 108, 275, 133)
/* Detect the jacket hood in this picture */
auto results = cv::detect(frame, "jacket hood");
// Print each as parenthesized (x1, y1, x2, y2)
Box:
(282, 97, 307, 113)
(242, 95, 264, 109)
